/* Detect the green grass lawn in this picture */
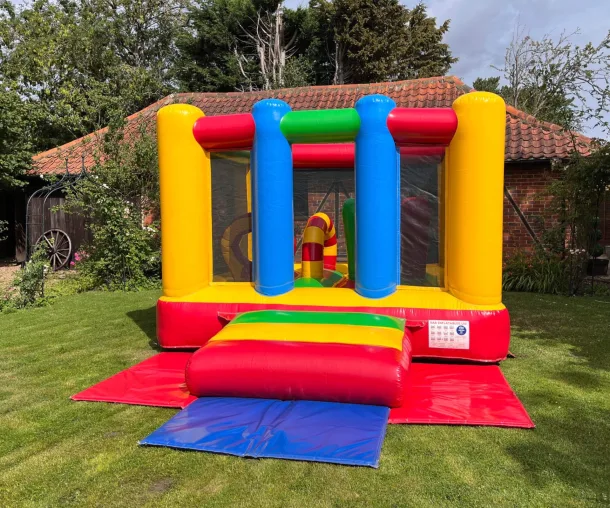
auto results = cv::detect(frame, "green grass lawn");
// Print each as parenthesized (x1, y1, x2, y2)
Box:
(0, 291, 609, 507)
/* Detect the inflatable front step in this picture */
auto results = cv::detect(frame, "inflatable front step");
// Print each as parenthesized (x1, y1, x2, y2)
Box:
(185, 310, 412, 407)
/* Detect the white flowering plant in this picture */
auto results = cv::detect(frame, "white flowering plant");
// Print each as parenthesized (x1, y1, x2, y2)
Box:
(62, 118, 161, 290)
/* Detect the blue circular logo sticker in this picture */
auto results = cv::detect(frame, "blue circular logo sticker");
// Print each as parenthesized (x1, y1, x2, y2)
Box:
(456, 325, 467, 336)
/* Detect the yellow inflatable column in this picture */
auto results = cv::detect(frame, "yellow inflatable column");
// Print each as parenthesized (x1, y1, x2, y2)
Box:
(158, 104, 211, 297)
(445, 92, 506, 305)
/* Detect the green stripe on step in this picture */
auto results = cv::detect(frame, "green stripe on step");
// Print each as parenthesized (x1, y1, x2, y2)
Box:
(230, 310, 405, 331)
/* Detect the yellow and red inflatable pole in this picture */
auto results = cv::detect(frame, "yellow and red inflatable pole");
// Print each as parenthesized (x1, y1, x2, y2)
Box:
(301, 213, 337, 280)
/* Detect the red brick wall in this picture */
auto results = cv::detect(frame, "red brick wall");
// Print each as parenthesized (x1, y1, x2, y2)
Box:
(504, 164, 610, 256)
(296, 163, 568, 262)
(503, 161, 559, 258)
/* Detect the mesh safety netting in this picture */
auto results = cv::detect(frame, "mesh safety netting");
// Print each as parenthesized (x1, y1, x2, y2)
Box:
(210, 150, 443, 286)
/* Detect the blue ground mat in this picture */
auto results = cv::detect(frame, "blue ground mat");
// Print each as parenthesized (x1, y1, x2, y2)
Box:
(140, 397, 390, 467)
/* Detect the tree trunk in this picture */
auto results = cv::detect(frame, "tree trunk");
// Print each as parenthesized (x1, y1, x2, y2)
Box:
(333, 42, 345, 85)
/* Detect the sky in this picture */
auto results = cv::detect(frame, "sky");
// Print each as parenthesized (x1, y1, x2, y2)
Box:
(285, 0, 610, 138)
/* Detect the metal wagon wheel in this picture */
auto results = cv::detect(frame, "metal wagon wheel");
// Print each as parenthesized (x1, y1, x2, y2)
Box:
(35, 229, 72, 270)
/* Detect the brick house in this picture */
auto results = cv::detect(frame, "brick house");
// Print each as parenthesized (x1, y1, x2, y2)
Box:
(4, 75, 605, 264)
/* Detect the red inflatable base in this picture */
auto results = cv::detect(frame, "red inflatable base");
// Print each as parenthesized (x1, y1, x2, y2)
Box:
(158, 300, 510, 362)
(389, 363, 534, 428)
(186, 339, 411, 407)
(71, 353, 196, 408)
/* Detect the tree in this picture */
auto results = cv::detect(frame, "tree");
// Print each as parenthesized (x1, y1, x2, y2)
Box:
(174, 0, 260, 92)
(175, 0, 313, 91)
(481, 26, 610, 295)
(78, 0, 185, 112)
(472, 76, 501, 94)
(401, 4, 456, 80)
(1, 0, 84, 151)
(0, 0, 183, 155)
(474, 26, 610, 132)
(0, 88, 32, 188)
(239, 3, 311, 90)
(177, 0, 456, 91)
(308, 0, 456, 85)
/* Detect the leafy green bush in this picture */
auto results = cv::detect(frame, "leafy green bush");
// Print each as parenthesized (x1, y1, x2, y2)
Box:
(1, 246, 51, 311)
(67, 190, 160, 290)
(588, 218, 604, 258)
(83, 219, 160, 290)
(0, 219, 7, 242)
(502, 250, 570, 294)
(46, 268, 98, 297)
(541, 142, 610, 294)
(64, 119, 161, 291)
(586, 281, 610, 297)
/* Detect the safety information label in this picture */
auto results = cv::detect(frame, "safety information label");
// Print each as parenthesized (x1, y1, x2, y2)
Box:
(428, 320, 470, 349)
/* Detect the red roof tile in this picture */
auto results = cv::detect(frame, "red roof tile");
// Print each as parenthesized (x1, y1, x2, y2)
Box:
(31, 76, 591, 175)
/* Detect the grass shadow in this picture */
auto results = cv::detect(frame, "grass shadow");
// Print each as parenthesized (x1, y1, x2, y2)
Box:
(553, 370, 603, 389)
(126, 306, 161, 351)
(505, 389, 610, 498)
(505, 293, 610, 372)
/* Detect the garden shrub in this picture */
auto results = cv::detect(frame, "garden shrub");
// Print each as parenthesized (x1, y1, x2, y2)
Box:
(537, 142, 610, 295)
(505, 141, 610, 297)
(588, 217, 604, 258)
(64, 117, 161, 291)
(1, 245, 51, 311)
(66, 189, 161, 290)
(0, 219, 7, 242)
(502, 249, 570, 294)
(46, 257, 98, 297)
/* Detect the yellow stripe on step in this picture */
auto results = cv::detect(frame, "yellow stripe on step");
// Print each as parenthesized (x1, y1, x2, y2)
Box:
(210, 323, 403, 351)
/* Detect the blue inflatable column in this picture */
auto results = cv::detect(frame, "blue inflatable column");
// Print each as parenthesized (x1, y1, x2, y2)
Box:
(354, 95, 399, 298)
(251, 99, 294, 296)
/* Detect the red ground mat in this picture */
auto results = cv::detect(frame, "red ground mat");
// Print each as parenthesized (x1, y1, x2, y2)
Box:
(72, 354, 534, 428)
(72, 353, 196, 408)
(389, 363, 534, 428)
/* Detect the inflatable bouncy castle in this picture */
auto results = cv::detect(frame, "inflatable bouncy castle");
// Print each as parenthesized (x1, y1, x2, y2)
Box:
(157, 92, 508, 407)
